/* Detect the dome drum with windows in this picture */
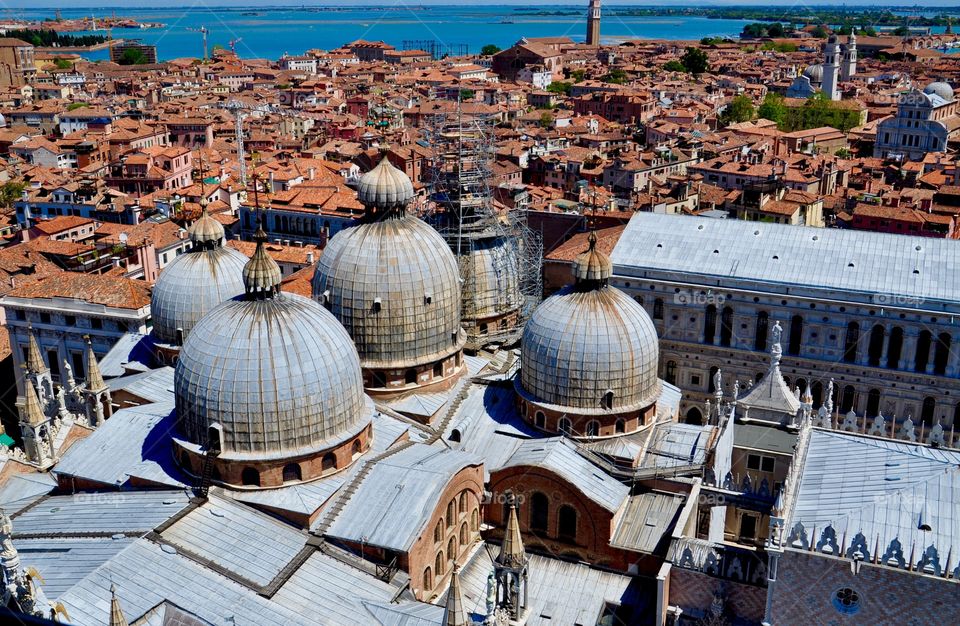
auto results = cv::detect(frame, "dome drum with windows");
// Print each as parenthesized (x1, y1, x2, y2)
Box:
(172, 223, 374, 489)
(312, 156, 467, 397)
(516, 233, 662, 438)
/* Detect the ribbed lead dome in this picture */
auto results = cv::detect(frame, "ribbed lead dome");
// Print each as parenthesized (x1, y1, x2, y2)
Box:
(519, 239, 660, 413)
(189, 202, 226, 247)
(312, 215, 465, 369)
(151, 207, 247, 346)
(175, 292, 370, 457)
(357, 157, 415, 210)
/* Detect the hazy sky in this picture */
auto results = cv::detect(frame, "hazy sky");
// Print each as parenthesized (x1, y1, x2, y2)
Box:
(11, 1, 960, 8)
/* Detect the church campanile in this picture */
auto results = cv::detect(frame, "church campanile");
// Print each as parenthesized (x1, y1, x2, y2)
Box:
(586, 0, 601, 46)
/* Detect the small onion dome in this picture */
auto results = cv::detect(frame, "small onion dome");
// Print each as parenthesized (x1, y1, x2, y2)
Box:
(188, 200, 225, 249)
(519, 236, 660, 416)
(174, 291, 371, 458)
(924, 81, 954, 102)
(357, 156, 415, 212)
(243, 225, 283, 299)
(572, 231, 612, 285)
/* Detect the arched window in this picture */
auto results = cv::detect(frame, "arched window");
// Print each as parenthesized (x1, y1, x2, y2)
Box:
(446, 501, 455, 527)
(812, 381, 823, 409)
(665, 361, 677, 385)
(708, 366, 719, 393)
(405, 368, 418, 384)
(447, 537, 457, 563)
(534, 411, 546, 429)
(685, 407, 703, 425)
(602, 390, 614, 410)
(915, 330, 932, 372)
(433, 361, 443, 378)
(615, 419, 626, 434)
(450, 429, 462, 443)
(557, 417, 572, 435)
(934, 333, 951, 376)
(352, 439, 362, 456)
(719, 306, 734, 347)
(796, 379, 807, 397)
(843, 322, 860, 363)
(788, 315, 803, 356)
(841, 385, 856, 413)
(921, 397, 936, 427)
(866, 389, 881, 417)
(585, 420, 600, 437)
(322, 452, 337, 472)
(372, 371, 387, 388)
(479, 322, 488, 335)
(282, 463, 302, 483)
(241, 467, 259, 487)
(558, 505, 577, 541)
(887, 327, 904, 369)
(458, 491, 468, 514)
(423, 567, 433, 591)
(459, 522, 468, 546)
(754, 311, 769, 352)
(434, 520, 443, 543)
(471, 508, 479, 531)
(755, 372, 764, 383)
(653, 297, 664, 319)
(435, 551, 444, 577)
(867, 325, 885, 367)
(530, 492, 548, 532)
(703, 304, 717, 345)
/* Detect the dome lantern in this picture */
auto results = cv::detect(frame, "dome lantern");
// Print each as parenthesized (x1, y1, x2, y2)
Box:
(356, 156, 415, 219)
(188, 197, 226, 250)
(242, 221, 282, 300)
(572, 231, 612, 290)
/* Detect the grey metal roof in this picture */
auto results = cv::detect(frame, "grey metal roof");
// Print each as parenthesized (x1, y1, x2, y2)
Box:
(98, 332, 155, 378)
(734, 423, 798, 456)
(457, 547, 650, 626)
(610, 491, 686, 554)
(326, 444, 483, 552)
(362, 601, 445, 626)
(12, 491, 190, 536)
(160, 495, 307, 587)
(271, 551, 398, 624)
(611, 212, 960, 310)
(0, 472, 56, 515)
(789, 429, 960, 559)
(53, 401, 187, 489)
(501, 438, 629, 513)
(639, 422, 712, 470)
(58, 539, 304, 626)
(106, 367, 175, 405)
(16, 536, 135, 599)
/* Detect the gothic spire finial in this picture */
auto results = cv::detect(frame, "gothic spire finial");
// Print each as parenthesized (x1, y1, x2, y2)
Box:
(442, 564, 467, 626)
(21, 376, 46, 427)
(109, 583, 128, 626)
(84, 335, 106, 393)
(497, 502, 525, 568)
(25, 325, 47, 374)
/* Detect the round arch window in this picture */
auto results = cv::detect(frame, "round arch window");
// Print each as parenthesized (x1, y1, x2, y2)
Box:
(831, 587, 861, 615)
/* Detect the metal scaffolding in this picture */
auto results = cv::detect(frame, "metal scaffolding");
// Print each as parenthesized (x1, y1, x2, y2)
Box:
(424, 100, 542, 351)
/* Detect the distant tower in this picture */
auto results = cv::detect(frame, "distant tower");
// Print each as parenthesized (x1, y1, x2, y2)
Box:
(586, 0, 601, 47)
(493, 503, 529, 623)
(822, 34, 841, 101)
(840, 33, 857, 82)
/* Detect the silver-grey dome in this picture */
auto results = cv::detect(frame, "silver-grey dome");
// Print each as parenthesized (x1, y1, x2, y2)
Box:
(460, 234, 521, 322)
(151, 245, 247, 345)
(803, 64, 823, 84)
(357, 157, 415, 210)
(189, 205, 226, 246)
(312, 215, 465, 369)
(520, 285, 660, 413)
(924, 81, 954, 102)
(175, 292, 370, 457)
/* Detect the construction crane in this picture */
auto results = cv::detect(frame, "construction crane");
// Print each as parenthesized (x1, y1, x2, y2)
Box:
(187, 26, 210, 62)
(218, 100, 300, 189)
(229, 38, 242, 54)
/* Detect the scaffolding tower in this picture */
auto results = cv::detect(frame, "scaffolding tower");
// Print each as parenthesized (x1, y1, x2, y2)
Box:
(424, 101, 542, 351)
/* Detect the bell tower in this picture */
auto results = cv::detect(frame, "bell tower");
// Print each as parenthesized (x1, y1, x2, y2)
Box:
(586, 0, 601, 47)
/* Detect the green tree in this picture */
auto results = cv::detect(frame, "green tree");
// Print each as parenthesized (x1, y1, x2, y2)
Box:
(480, 44, 501, 56)
(53, 58, 73, 70)
(539, 111, 553, 129)
(758, 92, 787, 125)
(892, 26, 911, 37)
(601, 68, 627, 84)
(0, 181, 26, 209)
(834, 147, 851, 158)
(720, 95, 755, 125)
(569, 69, 586, 83)
(768, 22, 785, 37)
(680, 47, 710, 74)
(546, 81, 572, 95)
(663, 60, 685, 72)
(811, 25, 830, 38)
(459, 89, 475, 101)
(66, 102, 89, 111)
(117, 48, 148, 66)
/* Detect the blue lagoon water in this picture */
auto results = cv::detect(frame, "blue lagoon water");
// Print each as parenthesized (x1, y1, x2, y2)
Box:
(14, 5, 755, 60)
